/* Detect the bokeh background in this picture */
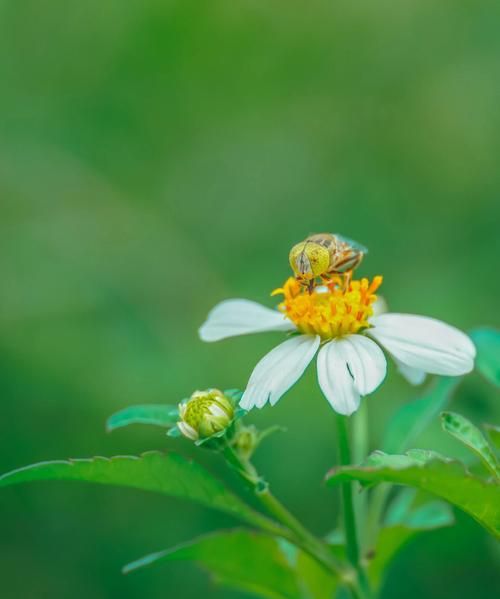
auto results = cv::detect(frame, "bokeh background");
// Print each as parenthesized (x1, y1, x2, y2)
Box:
(1, 1, 499, 598)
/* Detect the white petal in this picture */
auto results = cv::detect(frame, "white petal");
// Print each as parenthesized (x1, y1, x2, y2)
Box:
(240, 335, 320, 410)
(317, 341, 360, 416)
(368, 313, 476, 376)
(199, 299, 295, 342)
(316, 336, 387, 416)
(341, 335, 387, 395)
(177, 421, 198, 440)
(208, 404, 226, 418)
(393, 358, 426, 386)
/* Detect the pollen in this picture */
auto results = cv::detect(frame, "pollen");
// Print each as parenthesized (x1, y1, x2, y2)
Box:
(272, 276, 383, 340)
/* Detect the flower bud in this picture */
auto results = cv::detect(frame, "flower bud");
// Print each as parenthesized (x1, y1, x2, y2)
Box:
(232, 426, 259, 460)
(177, 389, 234, 441)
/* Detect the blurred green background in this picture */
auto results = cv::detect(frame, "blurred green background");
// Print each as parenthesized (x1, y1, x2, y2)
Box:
(1, 1, 499, 597)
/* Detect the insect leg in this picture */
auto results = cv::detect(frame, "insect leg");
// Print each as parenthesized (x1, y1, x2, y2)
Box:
(343, 270, 352, 292)
(321, 273, 341, 292)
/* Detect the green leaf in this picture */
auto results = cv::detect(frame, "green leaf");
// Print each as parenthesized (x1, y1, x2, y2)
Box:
(383, 377, 460, 454)
(368, 490, 454, 589)
(290, 542, 339, 599)
(441, 411, 500, 478)
(124, 529, 337, 599)
(385, 489, 454, 529)
(106, 404, 179, 432)
(470, 327, 500, 387)
(484, 423, 500, 451)
(0, 451, 275, 531)
(326, 450, 500, 538)
(368, 501, 454, 588)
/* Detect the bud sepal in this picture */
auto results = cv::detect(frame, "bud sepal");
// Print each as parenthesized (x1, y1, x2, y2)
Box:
(231, 424, 285, 461)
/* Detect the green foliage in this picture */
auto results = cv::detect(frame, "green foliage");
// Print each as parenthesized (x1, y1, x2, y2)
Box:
(124, 529, 337, 599)
(383, 488, 451, 529)
(484, 423, 500, 451)
(382, 377, 460, 454)
(106, 404, 179, 432)
(367, 489, 454, 588)
(326, 450, 500, 538)
(0, 452, 275, 531)
(470, 328, 500, 387)
(441, 411, 500, 478)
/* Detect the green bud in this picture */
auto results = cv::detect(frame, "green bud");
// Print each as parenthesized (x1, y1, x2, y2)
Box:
(232, 426, 259, 460)
(177, 389, 234, 441)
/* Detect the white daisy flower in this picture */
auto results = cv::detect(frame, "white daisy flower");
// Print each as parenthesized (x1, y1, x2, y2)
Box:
(199, 276, 475, 416)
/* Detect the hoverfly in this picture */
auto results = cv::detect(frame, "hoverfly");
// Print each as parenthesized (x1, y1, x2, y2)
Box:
(289, 233, 367, 292)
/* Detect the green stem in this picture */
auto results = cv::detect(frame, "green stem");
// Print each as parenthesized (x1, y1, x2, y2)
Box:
(351, 401, 369, 466)
(336, 415, 360, 565)
(222, 445, 343, 577)
(336, 415, 372, 599)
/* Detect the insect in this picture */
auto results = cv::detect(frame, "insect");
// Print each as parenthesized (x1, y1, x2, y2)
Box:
(289, 233, 368, 292)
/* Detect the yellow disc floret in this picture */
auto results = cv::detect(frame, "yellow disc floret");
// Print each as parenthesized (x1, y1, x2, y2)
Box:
(272, 276, 383, 340)
(289, 241, 330, 279)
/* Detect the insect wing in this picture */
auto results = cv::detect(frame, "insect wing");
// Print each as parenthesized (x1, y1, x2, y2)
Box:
(331, 233, 368, 255)
(331, 252, 363, 273)
(328, 233, 367, 273)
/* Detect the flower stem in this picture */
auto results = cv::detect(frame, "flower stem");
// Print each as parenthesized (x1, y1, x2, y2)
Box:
(336, 415, 360, 564)
(352, 402, 369, 549)
(221, 445, 343, 576)
(336, 414, 372, 599)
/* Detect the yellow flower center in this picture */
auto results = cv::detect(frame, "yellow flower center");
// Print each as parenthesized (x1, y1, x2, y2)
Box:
(272, 276, 383, 340)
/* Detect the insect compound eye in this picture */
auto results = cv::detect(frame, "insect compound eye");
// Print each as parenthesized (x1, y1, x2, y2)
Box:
(289, 243, 312, 276)
(289, 242, 330, 278)
(305, 244, 330, 277)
